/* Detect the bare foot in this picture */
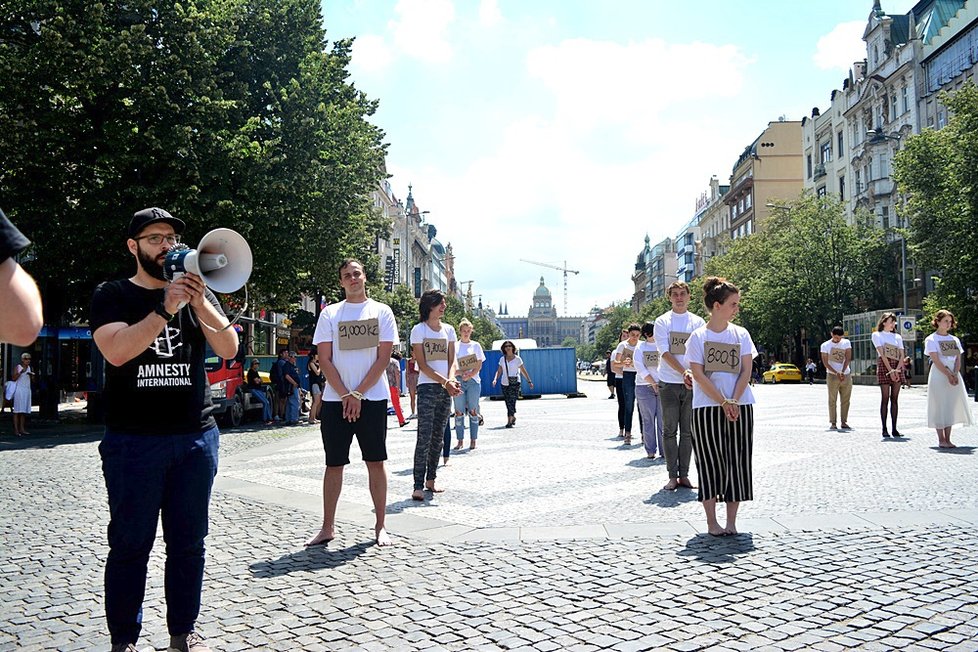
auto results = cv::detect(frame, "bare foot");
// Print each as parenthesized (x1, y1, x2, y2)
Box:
(425, 482, 445, 493)
(375, 527, 393, 547)
(677, 478, 695, 489)
(411, 489, 425, 501)
(707, 526, 726, 536)
(663, 479, 679, 491)
(304, 528, 334, 547)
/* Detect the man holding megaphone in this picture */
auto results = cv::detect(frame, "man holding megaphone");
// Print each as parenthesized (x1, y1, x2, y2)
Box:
(91, 207, 239, 652)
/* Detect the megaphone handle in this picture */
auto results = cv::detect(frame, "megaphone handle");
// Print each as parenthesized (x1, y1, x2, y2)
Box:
(169, 272, 189, 311)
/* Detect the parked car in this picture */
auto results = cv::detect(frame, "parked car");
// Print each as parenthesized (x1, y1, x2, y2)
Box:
(762, 363, 802, 384)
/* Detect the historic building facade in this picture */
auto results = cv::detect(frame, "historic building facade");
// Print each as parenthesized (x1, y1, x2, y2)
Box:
(497, 278, 585, 347)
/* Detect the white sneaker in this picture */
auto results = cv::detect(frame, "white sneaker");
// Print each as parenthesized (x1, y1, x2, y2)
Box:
(408, 413, 417, 420)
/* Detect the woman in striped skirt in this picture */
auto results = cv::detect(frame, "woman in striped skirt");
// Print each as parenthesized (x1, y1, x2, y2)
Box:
(685, 277, 758, 537)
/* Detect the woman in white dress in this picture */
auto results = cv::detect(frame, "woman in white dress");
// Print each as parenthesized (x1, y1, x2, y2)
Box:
(924, 310, 974, 448)
(11, 352, 33, 436)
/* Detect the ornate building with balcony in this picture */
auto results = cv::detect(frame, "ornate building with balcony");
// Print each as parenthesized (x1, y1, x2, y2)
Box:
(631, 235, 677, 312)
(696, 176, 730, 265)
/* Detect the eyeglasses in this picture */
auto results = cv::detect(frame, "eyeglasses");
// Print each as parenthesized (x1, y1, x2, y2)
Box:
(134, 233, 181, 245)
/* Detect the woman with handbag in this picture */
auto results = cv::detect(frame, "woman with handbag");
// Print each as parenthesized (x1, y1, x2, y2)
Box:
(11, 352, 34, 436)
(492, 341, 533, 428)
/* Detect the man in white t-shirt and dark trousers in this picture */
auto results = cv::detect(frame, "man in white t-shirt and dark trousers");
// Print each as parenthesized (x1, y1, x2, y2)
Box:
(820, 325, 852, 431)
(654, 281, 706, 491)
(306, 259, 398, 548)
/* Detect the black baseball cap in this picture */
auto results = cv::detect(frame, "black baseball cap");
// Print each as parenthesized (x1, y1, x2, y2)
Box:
(128, 207, 185, 239)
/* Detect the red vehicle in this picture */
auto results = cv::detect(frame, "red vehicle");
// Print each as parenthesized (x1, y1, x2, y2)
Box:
(205, 339, 272, 428)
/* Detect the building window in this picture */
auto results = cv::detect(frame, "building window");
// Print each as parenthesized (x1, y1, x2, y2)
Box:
(839, 175, 845, 200)
(745, 192, 752, 209)
(882, 205, 890, 230)
(855, 169, 861, 194)
(806, 154, 812, 178)
(890, 93, 898, 121)
(837, 130, 844, 156)
(820, 141, 832, 163)
(937, 109, 947, 129)
(879, 151, 889, 179)
(902, 86, 909, 113)
(817, 186, 827, 197)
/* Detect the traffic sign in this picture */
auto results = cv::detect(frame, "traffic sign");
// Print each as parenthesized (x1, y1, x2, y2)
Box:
(900, 316, 916, 341)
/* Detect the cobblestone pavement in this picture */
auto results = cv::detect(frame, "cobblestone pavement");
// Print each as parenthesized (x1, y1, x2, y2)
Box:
(1, 382, 977, 650)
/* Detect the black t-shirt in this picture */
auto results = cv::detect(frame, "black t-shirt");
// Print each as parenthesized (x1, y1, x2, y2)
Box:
(91, 279, 225, 435)
(247, 367, 263, 389)
(0, 211, 30, 262)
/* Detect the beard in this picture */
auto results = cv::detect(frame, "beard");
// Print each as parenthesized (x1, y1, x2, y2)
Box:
(137, 246, 167, 281)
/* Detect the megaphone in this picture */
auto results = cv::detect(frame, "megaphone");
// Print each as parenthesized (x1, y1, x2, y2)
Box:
(164, 228, 253, 309)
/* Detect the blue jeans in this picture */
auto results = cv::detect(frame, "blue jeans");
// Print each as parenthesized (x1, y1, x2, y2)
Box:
(250, 388, 272, 422)
(99, 427, 219, 646)
(285, 389, 300, 424)
(622, 371, 637, 433)
(453, 378, 481, 441)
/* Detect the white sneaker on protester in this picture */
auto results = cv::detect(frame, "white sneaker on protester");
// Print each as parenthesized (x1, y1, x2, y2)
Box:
(408, 413, 417, 420)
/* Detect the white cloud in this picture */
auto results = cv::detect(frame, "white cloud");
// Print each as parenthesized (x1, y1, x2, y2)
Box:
(813, 21, 865, 73)
(389, 0, 456, 64)
(478, 0, 502, 28)
(351, 34, 394, 73)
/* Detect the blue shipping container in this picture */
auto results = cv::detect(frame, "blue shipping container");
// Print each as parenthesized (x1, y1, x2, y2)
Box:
(480, 347, 578, 397)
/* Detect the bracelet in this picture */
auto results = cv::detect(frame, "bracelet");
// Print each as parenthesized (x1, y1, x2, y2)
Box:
(722, 398, 738, 406)
(342, 390, 365, 400)
(154, 303, 175, 322)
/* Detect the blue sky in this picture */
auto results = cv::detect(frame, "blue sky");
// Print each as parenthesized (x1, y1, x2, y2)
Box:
(321, 0, 920, 317)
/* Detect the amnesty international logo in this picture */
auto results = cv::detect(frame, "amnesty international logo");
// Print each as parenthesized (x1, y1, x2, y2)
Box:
(149, 325, 183, 359)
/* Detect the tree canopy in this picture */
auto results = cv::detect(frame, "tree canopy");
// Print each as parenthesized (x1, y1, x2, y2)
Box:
(0, 0, 387, 324)
(894, 82, 978, 335)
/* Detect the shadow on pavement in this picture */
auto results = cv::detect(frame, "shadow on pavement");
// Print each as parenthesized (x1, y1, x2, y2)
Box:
(249, 541, 372, 577)
(626, 457, 665, 468)
(932, 446, 975, 455)
(678, 533, 755, 563)
(644, 489, 697, 508)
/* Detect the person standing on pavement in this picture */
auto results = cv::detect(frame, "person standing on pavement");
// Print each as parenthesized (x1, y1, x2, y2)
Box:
(410, 290, 462, 501)
(270, 349, 287, 422)
(924, 310, 974, 448)
(405, 354, 420, 419)
(819, 326, 852, 431)
(247, 359, 274, 425)
(10, 352, 34, 436)
(492, 340, 533, 428)
(805, 358, 817, 384)
(282, 352, 301, 425)
(872, 312, 906, 438)
(612, 329, 628, 437)
(654, 281, 706, 491)
(453, 318, 485, 449)
(307, 350, 325, 425)
(0, 209, 43, 346)
(686, 277, 757, 537)
(386, 351, 407, 428)
(605, 349, 616, 399)
(306, 259, 397, 547)
(613, 324, 642, 445)
(634, 322, 664, 459)
(91, 207, 238, 652)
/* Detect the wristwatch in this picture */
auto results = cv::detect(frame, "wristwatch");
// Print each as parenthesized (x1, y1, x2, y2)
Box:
(154, 303, 175, 322)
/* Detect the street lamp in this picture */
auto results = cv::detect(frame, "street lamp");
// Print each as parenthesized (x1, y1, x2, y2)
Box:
(867, 126, 902, 144)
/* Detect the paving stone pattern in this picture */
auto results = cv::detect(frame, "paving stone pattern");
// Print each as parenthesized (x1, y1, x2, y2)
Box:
(1, 383, 977, 650)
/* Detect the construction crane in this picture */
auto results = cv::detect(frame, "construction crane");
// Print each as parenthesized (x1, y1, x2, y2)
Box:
(520, 259, 580, 314)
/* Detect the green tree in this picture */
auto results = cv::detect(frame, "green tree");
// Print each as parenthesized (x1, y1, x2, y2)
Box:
(593, 303, 637, 360)
(371, 284, 418, 346)
(0, 0, 386, 323)
(706, 193, 896, 359)
(894, 82, 978, 334)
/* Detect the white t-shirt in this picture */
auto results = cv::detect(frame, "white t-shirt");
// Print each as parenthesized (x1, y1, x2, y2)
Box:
(455, 340, 486, 384)
(410, 322, 457, 384)
(686, 323, 758, 409)
(633, 340, 661, 386)
(924, 333, 963, 371)
(871, 331, 904, 359)
(654, 310, 706, 384)
(312, 299, 398, 402)
(819, 338, 852, 376)
(614, 340, 639, 373)
(498, 355, 524, 386)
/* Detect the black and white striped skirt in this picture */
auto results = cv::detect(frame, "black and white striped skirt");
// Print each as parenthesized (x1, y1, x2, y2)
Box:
(691, 404, 754, 503)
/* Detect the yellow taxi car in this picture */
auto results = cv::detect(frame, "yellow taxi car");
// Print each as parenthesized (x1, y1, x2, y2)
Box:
(762, 363, 802, 384)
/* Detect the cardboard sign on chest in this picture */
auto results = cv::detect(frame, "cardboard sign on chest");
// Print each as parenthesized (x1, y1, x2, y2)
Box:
(704, 341, 741, 375)
(423, 338, 449, 362)
(338, 318, 380, 351)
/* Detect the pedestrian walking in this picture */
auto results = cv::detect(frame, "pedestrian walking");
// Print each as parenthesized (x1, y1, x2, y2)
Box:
(410, 289, 461, 501)
(805, 358, 817, 384)
(247, 359, 274, 425)
(873, 312, 906, 438)
(306, 259, 397, 547)
(91, 207, 238, 652)
(819, 326, 852, 430)
(10, 352, 34, 436)
(405, 354, 420, 419)
(492, 340, 533, 428)
(613, 324, 642, 445)
(686, 276, 757, 537)
(453, 318, 485, 450)
(387, 351, 407, 427)
(924, 310, 974, 448)
(654, 281, 706, 491)
(307, 350, 325, 425)
(634, 322, 664, 459)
